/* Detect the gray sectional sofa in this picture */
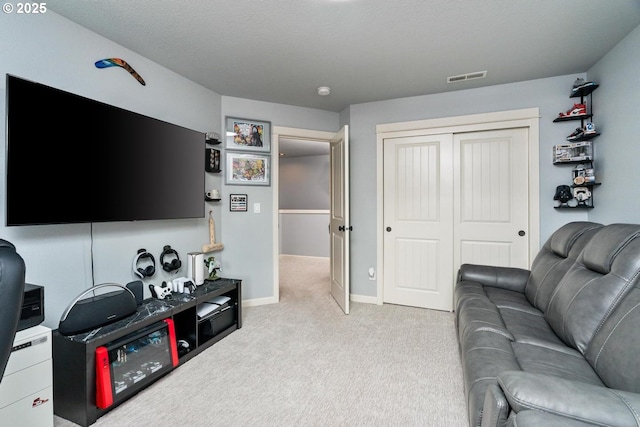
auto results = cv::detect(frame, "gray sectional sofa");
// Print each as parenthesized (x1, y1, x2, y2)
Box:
(455, 221, 640, 427)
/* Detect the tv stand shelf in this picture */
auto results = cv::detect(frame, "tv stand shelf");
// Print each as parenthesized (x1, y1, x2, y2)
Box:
(52, 278, 241, 427)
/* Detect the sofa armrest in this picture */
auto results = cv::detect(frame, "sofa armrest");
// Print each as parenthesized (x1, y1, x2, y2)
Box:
(457, 264, 530, 293)
(506, 410, 606, 427)
(480, 384, 510, 427)
(498, 371, 640, 427)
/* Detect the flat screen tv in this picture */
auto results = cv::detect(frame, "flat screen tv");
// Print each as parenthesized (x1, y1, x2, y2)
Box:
(5, 74, 204, 226)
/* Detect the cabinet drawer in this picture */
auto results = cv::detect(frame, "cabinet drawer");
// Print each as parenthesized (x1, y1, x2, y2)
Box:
(0, 386, 53, 427)
(5, 326, 51, 376)
(0, 359, 52, 408)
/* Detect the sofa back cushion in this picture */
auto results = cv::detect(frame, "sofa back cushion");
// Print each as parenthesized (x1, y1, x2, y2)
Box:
(585, 285, 640, 392)
(525, 222, 602, 313)
(545, 224, 640, 354)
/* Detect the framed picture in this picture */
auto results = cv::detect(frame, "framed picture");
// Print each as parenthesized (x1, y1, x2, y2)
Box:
(230, 194, 248, 212)
(225, 152, 271, 186)
(225, 116, 271, 153)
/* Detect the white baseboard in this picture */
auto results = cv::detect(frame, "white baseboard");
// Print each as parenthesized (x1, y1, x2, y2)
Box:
(242, 296, 279, 308)
(350, 294, 380, 305)
(243, 294, 379, 308)
(279, 254, 330, 261)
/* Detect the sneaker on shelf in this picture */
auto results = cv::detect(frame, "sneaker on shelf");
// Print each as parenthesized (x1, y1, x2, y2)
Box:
(566, 127, 584, 141)
(583, 122, 597, 135)
(571, 79, 598, 95)
(558, 103, 587, 118)
(572, 78, 586, 90)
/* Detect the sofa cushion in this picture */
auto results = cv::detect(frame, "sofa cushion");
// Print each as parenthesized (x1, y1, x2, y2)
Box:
(498, 371, 640, 427)
(511, 341, 603, 386)
(498, 308, 563, 344)
(457, 297, 514, 343)
(582, 224, 640, 274)
(585, 286, 640, 393)
(545, 224, 640, 354)
(524, 221, 602, 313)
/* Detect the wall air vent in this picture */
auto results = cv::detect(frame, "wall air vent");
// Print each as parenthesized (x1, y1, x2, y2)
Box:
(447, 71, 487, 83)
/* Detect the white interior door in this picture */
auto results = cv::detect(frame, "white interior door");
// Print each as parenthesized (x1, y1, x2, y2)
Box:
(329, 126, 350, 314)
(454, 129, 530, 269)
(383, 134, 454, 311)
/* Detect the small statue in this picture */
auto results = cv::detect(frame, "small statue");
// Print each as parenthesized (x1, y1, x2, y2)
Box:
(553, 185, 573, 207)
(204, 256, 221, 280)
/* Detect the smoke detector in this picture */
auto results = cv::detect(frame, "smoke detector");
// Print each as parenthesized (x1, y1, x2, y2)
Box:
(447, 71, 487, 83)
(317, 86, 331, 96)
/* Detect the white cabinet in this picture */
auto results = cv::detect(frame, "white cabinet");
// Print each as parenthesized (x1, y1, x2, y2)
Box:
(0, 325, 53, 427)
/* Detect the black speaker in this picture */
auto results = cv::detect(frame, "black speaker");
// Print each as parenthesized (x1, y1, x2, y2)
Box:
(126, 280, 144, 306)
(58, 284, 137, 336)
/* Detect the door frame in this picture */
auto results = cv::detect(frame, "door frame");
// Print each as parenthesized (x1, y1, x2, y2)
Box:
(272, 126, 339, 304)
(375, 108, 540, 305)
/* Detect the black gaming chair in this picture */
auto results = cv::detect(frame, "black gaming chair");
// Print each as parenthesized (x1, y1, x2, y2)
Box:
(0, 240, 26, 382)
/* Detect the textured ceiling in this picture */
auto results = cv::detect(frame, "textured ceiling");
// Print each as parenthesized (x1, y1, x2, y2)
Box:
(47, 0, 640, 112)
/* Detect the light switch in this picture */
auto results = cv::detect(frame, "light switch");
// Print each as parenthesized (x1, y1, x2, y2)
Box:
(253, 203, 261, 214)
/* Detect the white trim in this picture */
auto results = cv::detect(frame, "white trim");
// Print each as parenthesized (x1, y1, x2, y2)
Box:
(350, 294, 380, 305)
(280, 254, 330, 261)
(279, 209, 330, 215)
(242, 296, 279, 307)
(376, 108, 540, 134)
(273, 126, 337, 306)
(376, 108, 540, 305)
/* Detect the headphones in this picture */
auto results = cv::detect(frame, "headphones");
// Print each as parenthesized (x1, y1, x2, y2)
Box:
(160, 245, 182, 273)
(133, 248, 156, 279)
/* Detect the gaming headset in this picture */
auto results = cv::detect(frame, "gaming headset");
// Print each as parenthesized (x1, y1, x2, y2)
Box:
(160, 245, 182, 273)
(133, 248, 156, 279)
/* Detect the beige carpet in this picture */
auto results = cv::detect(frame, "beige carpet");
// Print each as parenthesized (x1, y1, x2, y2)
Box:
(56, 255, 467, 426)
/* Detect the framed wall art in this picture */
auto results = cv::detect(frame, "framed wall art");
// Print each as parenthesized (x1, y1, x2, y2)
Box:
(225, 152, 271, 186)
(225, 116, 271, 153)
(229, 194, 248, 212)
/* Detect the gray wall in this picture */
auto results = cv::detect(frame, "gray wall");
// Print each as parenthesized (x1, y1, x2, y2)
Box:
(279, 212, 330, 258)
(586, 24, 640, 224)
(219, 97, 338, 300)
(279, 155, 330, 258)
(279, 155, 330, 209)
(0, 12, 222, 327)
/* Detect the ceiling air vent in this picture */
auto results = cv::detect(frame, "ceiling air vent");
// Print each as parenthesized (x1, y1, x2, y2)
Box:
(447, 71, 487, 83)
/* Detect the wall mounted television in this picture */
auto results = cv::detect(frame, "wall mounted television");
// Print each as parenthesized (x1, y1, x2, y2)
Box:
(5, 74, 205, 226)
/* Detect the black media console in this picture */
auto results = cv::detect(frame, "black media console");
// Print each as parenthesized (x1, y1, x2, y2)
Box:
(52, 278, 241, 427)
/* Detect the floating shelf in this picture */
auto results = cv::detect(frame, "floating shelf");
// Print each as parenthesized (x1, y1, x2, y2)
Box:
(566, 132, 600, 142)
(553, 114, 593, 123)
(554, 205, 594, 209)
(570, 83, 599, 99)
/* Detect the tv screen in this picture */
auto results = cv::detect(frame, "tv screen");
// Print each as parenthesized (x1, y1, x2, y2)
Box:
(5, 74, 205, 226)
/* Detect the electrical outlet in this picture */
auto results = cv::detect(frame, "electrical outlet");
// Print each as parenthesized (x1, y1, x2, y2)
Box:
(368, 267, 376, 280)
(253, 203, 261, 214)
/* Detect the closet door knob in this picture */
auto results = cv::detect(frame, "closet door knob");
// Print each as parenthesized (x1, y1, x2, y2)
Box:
(386, 227, 392, 232)
(518, 230, 526, 237)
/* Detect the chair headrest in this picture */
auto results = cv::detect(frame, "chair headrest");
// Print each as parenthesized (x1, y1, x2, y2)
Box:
(583, 224, 640, 274)
(549, 222, 602, 258)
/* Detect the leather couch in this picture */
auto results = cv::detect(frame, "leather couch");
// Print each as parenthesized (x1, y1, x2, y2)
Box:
(455, 222, 640, 427)
(0, 239, 26, 381)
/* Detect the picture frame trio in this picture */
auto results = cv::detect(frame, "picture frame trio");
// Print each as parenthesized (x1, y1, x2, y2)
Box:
(224, 117, 271, 187)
